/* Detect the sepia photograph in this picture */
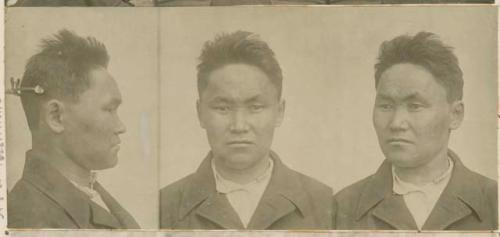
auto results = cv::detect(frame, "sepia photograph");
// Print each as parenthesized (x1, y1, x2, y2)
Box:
(2, 3, 498, 234)
(5, 8, 160, 229)
(159, 5, 497, 230)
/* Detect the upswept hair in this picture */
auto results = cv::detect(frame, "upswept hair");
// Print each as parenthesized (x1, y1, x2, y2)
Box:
(197, 31, 283, 98)
(374, 32, 463, 102)
(20, 29, 109, 130)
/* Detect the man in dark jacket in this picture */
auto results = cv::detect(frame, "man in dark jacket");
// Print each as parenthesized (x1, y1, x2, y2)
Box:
(8, 29, 139, 229)
(334, 32, 497, 230)
(160, 31, 332, 230)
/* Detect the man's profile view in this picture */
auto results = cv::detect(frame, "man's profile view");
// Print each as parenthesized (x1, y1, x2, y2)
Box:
(160, 31, 332, 230)
(8, 29, 140, 229)
(334, 32, 497, 230)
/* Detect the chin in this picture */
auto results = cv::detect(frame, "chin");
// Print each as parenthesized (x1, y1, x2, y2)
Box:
(384, 150, 419, 168)
(92, 156, 119, 170)
(221, 154, 260, 170)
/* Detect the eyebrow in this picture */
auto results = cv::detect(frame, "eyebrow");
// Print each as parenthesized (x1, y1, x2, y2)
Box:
(376, 92, 428, 102)
(244, 95, 265, 103)
(208, 97, 232, 104)
(208, 95, 266, 104)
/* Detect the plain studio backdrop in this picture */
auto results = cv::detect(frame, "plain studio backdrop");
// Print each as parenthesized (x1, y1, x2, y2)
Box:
(5, 8, 160, 228)
(159, 6, 497, 192)
(4, 6, 497, 229)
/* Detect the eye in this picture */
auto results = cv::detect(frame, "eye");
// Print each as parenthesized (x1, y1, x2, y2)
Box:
(249, 104, 265, 112)
(103, 107, 116, 113)
(213, 105, 231, 114)
(377, 103, 394, 111)
(408, 103, 424, 111)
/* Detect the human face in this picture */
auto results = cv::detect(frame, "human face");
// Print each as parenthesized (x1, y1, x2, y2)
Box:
(62, 67, 126, 170)
(197, 64, 284, 171)
(373, 63, 463, 168)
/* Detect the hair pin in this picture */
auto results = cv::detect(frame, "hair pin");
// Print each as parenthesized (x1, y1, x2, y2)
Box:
(6, 77, 45, 96)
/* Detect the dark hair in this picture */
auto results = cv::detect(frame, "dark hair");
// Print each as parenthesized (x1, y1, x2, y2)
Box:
(374, 32, 463, 102)
(197, 31, 283, 98)
(20, 29, 109, 130)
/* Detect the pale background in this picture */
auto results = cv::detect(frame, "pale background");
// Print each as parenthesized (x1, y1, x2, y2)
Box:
(160, 6, 498, 192)
(2, 6, 497, 230)
(5, 8, 159, 228)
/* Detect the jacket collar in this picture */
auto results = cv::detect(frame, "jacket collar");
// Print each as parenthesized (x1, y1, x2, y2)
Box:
(178, 151, 310, 229)
(355, 149, 488, 230)
(21, 150, 130, 229)
(422, 150, 489, 229)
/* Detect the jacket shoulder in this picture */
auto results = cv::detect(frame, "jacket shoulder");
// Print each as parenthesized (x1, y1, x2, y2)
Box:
(160, 174, 195, 198)
(333, 174, 375, 218)
(290, 169, 333, 228)
(466, 169, 497, 207)
(159, 173, 197, 228)
(8, 179, 69, 228)
(468, 169, 497, 192)
(293, 171, 333, 196)
(334, 174, 373, 202)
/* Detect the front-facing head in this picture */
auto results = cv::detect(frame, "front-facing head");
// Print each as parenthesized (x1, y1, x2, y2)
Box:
(21, 29, 126, 170)
(372, 32, 464, 169)
(196, 31, 285, 172)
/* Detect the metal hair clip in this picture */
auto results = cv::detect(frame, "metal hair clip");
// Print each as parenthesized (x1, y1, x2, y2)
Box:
(6, 77, 45, 96)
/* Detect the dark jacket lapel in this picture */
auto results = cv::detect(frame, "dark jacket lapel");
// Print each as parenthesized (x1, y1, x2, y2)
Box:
(355, 159, 418, 229)
(247, 152, 311, 229)
(21, 151, 136, 229)
(196, 193, 245, 229)
(422, 150, 489, 230)
(21, 151, 94, 228)
(88, 201, 121, 228)
(94, 182, 140, 229)
(178, 153, 244, 229)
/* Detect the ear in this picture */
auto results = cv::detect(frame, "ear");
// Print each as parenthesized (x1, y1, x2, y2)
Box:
(196, 99, 206, 129)
(43, 99, 66, 133)
(275, 99, 286, 127)
(449, 100, 464, 130)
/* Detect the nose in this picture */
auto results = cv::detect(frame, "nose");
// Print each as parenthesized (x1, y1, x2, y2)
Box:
(229, 109, 249, 133)
(388, 107, 409, 132)
(115, 115, 127, 135)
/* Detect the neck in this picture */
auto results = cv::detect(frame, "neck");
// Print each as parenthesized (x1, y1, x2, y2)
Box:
(213, 153, 271, 185)
(394, 148, 450, 186)
(32, 137, 92, 187)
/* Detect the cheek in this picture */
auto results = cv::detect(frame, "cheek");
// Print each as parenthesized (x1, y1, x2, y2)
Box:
(372, 111, 388, 133)
(79, 115, 112, 141)
(253, 112, 279, 135)
(203, 114, 229, 138)
(413, 111, 450, 140)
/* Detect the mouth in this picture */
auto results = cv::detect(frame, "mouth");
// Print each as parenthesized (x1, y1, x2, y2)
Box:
(111, 142, 121, 150)
(227, 140, 254, 146)
(387, 138, 413, 145)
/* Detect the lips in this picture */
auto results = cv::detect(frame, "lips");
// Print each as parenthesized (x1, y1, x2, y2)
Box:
(111, 140, 121, 149)
(387, 138, 413, 144)
(227, 140, 254, 145)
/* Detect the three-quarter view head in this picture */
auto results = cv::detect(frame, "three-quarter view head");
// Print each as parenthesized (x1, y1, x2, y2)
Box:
(20, 29, 126, 170)
(196, 31, 285, 172)
(372, 32, 464, 169)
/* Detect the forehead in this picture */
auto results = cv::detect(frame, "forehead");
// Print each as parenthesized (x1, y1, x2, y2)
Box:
(202, 63, 278, 100)
(376, 63, 447, 99)
(78, 67, 121, 104)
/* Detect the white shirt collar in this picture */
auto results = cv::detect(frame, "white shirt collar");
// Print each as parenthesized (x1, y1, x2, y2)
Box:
(212, 158, 274, 194)
(69, 173, 110, 213)
(393, 156, 454, 195)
